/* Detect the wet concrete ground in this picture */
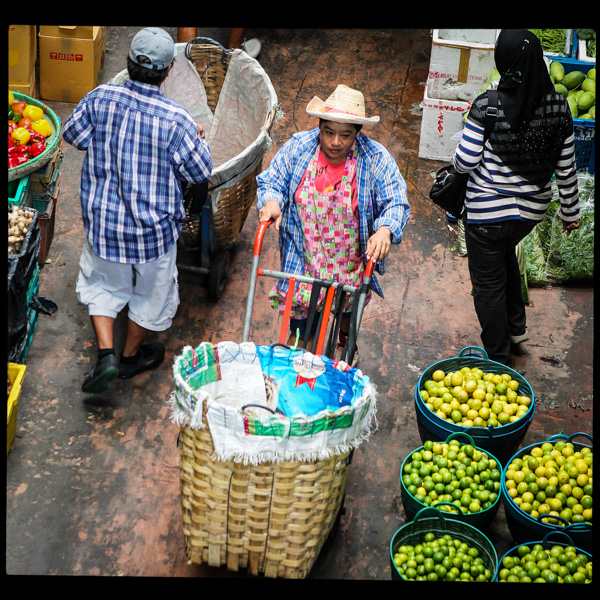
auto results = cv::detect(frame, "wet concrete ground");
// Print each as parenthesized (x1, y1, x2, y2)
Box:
(6, 27, 593, 582)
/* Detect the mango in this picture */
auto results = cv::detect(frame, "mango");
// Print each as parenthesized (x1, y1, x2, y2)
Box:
(589, 105, 595, 119)
(567, 95, 579, 118)
(588, 68, 595, 82)
(555, 83, 569, 98)
(577, 91, 595, 112)
(581, 78, 595, 93)
(579, 113, 593, 120)
(563, 70, 586, 90)
(550, 61, 565, 83)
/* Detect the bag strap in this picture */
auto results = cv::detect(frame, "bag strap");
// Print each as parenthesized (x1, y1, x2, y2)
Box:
(483, 89, 498, 142)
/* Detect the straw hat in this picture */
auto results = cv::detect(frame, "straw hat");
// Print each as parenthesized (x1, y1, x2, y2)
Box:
(306, 84, 380, 125)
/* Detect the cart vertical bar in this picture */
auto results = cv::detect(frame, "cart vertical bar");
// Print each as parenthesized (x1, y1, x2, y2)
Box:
(243, 220, 274, 343)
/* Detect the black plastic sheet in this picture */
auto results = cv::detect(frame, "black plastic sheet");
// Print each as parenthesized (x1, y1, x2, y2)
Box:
(7, 208, 41, 362)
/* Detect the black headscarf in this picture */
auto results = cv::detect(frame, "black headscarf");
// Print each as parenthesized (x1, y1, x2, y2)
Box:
(483, 29, 571, 186)
(494, 29, 554, 130)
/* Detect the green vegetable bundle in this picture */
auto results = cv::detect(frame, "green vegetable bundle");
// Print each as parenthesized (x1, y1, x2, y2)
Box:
(577, 28, 596, 58)
(523, 173, 595, 284)
(528, 29, 567, 54)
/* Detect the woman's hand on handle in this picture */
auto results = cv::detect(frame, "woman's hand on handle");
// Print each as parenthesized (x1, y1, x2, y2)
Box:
(258, 199, 282, 230)
(366, 226, 392, 264)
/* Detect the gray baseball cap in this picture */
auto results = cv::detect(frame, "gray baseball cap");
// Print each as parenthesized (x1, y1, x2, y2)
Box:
(129, 27, 175, 70)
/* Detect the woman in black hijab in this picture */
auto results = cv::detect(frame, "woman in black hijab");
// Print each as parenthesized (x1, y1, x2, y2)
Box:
(453, 29, 580, 366)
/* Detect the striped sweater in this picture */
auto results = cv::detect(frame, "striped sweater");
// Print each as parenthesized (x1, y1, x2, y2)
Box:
(453, 94, 580, 225)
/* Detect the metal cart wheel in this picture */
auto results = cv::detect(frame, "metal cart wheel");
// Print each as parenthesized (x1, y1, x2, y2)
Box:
(207, 248, 231, 300)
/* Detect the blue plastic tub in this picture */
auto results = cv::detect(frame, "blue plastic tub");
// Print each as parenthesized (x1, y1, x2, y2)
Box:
(501, 432, 593, 554)
(415, 347, 535, 465)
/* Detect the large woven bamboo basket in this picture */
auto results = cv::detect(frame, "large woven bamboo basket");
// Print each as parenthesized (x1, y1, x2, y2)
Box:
(182, 38, 278, 250)
(178, 401, 351, 578)
(109, 38, 279, 252)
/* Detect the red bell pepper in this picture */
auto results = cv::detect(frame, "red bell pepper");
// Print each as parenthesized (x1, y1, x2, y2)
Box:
(18, 117, 32, 129)
(11, 101, 27, 115)
(28, 130, 45, 143)
(8, 144, 30, 168)
(30, 140, 46, 158)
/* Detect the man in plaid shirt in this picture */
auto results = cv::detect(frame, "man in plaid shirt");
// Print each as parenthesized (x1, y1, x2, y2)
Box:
(257, 85, 410, 364)
(63, 28, 212, 394)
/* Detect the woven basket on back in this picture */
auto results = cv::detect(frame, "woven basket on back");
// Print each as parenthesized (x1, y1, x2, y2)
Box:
(178, 401, 351, 578)
(181, 38, 278, 250)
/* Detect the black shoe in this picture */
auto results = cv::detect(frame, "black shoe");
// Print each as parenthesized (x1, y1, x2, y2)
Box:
(510, 341, 531, 358)
(82, 353, 120, 394)
(119, 342, 165, 379)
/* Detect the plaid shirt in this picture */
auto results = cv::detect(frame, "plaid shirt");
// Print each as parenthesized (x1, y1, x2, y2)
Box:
(256, 128, 410, 298)
(63, 79, 212, 263)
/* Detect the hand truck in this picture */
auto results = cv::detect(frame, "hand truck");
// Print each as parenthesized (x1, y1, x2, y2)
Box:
(242, 219, 375, 364)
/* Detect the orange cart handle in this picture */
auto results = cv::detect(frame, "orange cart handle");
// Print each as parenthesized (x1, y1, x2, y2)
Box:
(253, 219, 274, 257)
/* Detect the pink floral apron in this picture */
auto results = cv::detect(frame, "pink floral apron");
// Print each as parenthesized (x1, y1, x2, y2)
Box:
(269, 143, 371, 318)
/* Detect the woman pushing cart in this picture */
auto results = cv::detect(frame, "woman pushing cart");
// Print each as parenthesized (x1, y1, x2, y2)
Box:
(253, 84, 411, 365)
(173, 86, 408, 578)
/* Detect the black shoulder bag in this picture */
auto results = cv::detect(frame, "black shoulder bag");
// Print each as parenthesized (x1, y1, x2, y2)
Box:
(429, 90, 498, 219)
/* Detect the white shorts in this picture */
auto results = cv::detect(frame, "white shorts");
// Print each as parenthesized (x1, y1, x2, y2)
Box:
(76, 240, 180, 331)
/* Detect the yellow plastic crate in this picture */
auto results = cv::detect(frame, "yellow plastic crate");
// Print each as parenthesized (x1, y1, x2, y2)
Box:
(7, 363, 26, 455)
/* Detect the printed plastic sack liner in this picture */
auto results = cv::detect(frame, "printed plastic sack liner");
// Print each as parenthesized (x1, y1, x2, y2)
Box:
(170, 341, 378, 465)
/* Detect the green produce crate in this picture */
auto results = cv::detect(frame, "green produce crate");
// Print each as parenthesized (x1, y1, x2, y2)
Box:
(30, 147, 62, 200)
(31, 189, 58, 269)
(8, 175, 32, 207)
(20, 264, 40, 363)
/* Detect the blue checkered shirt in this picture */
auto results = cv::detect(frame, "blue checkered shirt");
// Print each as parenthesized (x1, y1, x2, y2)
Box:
(63, 79, 212, 263)
(256, 128, 410, 298)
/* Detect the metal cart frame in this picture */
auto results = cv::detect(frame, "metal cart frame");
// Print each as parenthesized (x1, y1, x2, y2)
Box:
(242, 219, 375, 363)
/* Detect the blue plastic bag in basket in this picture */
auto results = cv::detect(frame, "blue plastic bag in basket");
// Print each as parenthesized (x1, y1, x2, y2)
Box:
(257, 345, 362, 418)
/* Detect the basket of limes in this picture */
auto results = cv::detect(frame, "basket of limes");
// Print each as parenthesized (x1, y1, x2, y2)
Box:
(414, 346, 535, 465)
(494, 531, 592, 583)
(390, 506, 498, 581)
(400, 433, 502, 531)
(501, 432, 592, 554)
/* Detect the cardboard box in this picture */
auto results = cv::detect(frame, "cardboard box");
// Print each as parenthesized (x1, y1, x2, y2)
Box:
(418, 83, 470, 162)
(39, 25, 95, 39)
(10, 71, 37, 99)
(39, 26, 106, 103)
(427, 29, 498, 103)
(9, 25, 37, 86)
